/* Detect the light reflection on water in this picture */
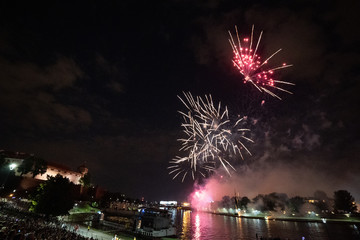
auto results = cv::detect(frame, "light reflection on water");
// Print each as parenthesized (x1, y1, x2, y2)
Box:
(194, 214, 200, 240)
(176, 210, 360, 240)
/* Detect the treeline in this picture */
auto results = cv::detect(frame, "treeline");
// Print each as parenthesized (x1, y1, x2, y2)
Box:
(217, 190, 358, 214)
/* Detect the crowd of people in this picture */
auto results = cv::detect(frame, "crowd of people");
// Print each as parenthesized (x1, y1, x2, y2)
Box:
(0, 203, 96, 240)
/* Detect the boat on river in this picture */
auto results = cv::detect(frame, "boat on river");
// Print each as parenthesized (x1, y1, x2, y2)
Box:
(134, 207, 177, 238)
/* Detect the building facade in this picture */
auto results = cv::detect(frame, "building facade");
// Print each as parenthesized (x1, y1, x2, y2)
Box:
(1, 150, 87, 185)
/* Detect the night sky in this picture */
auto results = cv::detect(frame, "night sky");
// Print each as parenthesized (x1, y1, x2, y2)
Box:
(0, 0, 359, 202)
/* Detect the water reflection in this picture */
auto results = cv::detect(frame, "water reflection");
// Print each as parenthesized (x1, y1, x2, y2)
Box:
(181, 210, 191, 239)
(264, 216, 270, 230)
(194, 214, 201, 240)
(177, 211, 360, 240)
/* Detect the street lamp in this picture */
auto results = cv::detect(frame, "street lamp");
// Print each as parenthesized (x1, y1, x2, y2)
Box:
(9, 163, 17, 170)
(1, 163, 18, 191)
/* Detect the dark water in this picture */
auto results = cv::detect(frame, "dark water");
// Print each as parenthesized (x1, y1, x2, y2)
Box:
(174, 210, 360, 240)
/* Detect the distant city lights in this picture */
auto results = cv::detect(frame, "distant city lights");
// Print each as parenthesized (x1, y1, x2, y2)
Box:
(160, 201, 177, 206)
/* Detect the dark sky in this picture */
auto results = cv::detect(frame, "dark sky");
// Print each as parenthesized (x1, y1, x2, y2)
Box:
(0, 0, 359, 202)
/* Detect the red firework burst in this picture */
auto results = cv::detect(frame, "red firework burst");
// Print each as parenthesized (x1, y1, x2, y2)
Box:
(228, 25, 294, 99)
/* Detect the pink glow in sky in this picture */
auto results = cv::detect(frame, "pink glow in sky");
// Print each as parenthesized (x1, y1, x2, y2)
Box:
(189, 186, 214, 210)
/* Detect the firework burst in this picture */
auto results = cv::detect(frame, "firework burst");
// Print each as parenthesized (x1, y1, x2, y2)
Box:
(228, 25, 294, 100)
(169, 92, 253, 182)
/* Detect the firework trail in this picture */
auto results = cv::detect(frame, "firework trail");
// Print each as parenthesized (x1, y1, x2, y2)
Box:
(169, 92, 253, 182)
(228, 25, 294, 100)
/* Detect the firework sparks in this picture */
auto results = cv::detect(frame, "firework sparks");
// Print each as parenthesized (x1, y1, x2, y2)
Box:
(228, 25, 294, 100)
(168, 92, 253, 182)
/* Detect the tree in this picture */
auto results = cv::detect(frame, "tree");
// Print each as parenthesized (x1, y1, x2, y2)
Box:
(312, 190, 330, 212)
(263, 194, 277, 211)
(268, 192, 288, 211)
(314, 200, 330, 213)
(18, 157, 33, 176)
(314, 190, 328, 201)
(0, 153, 8, 168)
(253, 193, 287, 212)
(221, 196, 232, 209)
(253, 194, 264, 211)
(240, 197, 251, 210)
(1, 154, 15, 193)
(333, 190, 357, 213)
(30, 174, 76, 216)
(79, 172, 92, 187)
(288, 196, 304, 213)
(18, 156, 47, 177)
(0, 153, 9, 185)
(32, 158, 47, 177)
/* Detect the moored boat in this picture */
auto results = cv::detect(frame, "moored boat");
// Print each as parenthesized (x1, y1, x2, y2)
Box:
(134, 207, 177, 238)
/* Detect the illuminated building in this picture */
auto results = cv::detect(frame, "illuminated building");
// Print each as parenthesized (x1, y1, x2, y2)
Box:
(0, 150, 87, 185)
(159, 201, 177, 207)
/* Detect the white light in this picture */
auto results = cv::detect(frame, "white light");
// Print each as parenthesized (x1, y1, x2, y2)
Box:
(9, 163, 17, 170)
(160, 201, 177, 206)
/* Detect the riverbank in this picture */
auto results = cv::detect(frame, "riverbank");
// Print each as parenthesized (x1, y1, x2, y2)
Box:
(64, 223, 135, 240)
(208, 211, 360, 224)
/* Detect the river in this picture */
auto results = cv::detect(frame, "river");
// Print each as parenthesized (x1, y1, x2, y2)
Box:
(173, 210, 360, 240)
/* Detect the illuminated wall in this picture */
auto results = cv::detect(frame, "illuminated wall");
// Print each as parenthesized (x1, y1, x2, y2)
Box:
(33, 165, 83, 184)
(6, 158, 84, 185)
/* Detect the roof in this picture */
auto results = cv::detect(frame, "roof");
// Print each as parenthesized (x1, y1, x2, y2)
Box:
(47, 162, 73, 172)
(1, 150, 82, 174)
(0, 150, 33, 159)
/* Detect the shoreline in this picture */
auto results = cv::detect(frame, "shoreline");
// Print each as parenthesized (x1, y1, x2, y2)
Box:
(207, 211, 360, 224)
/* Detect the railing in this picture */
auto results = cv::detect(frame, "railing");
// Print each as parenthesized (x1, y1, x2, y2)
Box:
(64, 223, 114, 240)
